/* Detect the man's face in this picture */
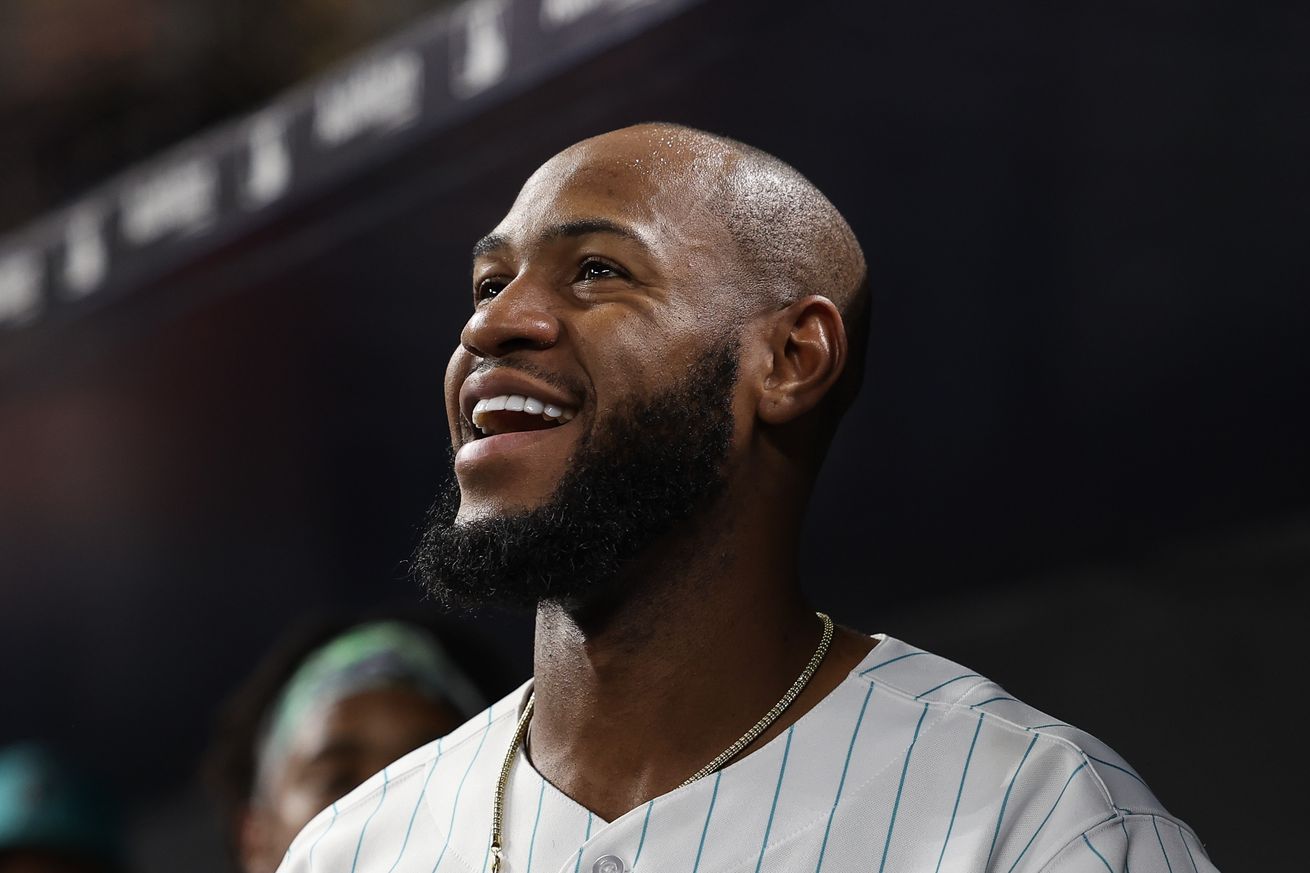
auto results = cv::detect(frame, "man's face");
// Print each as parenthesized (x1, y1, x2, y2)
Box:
(444, 134, 746, 522)
(415, 132, 753, 609)
(244, 688, 459, 873)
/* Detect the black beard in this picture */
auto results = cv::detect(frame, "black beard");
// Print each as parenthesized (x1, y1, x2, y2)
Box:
(412, 342, 739, 611)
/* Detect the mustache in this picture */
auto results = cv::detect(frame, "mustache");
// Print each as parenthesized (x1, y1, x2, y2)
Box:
(467, 357, 590, 404)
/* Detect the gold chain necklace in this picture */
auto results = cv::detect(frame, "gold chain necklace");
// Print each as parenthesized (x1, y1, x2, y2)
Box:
(489, 612, 834, 873)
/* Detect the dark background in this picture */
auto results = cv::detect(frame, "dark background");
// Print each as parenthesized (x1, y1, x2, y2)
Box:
(2, 1, 1306, 869)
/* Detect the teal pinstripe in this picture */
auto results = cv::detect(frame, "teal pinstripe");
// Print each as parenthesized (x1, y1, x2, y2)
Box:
(391, 741, 444, 873)
(971, 695, 1018, 708)
(814, 682, 876, 873)
(524, 779, 547, 873)
(571, 811, 595, 873)
(1175, 822, 1200, 873)
(434, 711, 494, 873)
(915, 673, 982, 700)
(632, 800, 655, 869)
(1083, 834, 1114, 872)
(753, 726, 795, 873)
(350, 767, 390, 873)
(985, 733, 1039, 868)
(690, 770, 722, 873)
(934, 712, 984, 873)
(1089, 754, 1149, 788)
(1151, 816, 1175, 873)
(307, 802, 339, 872)
(859, 652, 924, 675)
(878, 702, 929, 873)
(1004, 762, 1088, 873)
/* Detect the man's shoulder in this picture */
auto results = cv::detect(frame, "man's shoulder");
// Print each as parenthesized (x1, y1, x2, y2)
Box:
(277, 681, 529, 872)
(852, 636, 1170, 818)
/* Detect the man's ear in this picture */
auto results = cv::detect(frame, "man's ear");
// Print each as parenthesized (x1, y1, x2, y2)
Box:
(757, 295, 847, 425)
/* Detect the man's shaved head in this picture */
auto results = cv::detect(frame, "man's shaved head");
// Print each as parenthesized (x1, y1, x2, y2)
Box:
(712, 130, 870, 404)
(549, 122, 870, 406)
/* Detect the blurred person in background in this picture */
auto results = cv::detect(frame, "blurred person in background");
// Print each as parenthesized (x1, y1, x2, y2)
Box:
(205, 614, 496, 873)
(0, 744, 124, 873)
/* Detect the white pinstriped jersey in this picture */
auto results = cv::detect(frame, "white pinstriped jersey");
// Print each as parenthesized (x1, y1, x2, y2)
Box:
(277, 635, 1219, 873)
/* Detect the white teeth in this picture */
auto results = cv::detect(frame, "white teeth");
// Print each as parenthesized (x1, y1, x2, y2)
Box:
(468, 393, 577, 433)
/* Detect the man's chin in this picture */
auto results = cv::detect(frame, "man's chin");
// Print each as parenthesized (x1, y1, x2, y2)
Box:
(452, 491, 554, 524)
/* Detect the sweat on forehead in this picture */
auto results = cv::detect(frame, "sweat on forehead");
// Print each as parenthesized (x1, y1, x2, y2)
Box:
(557, 124, 734, 179)
(508, 126, 729, 227)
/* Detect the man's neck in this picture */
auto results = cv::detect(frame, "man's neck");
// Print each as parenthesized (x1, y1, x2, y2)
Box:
(524, 525, 875, 822)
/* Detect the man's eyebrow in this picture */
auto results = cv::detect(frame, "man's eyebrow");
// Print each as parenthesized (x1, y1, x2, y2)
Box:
(471, 232, 508, 261)
(541, 218, 644, 247)
(470, 218, 647, 262)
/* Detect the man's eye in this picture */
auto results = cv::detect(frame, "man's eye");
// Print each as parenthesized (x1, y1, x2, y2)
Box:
(578, 260, 622, 282)
(476, 278, 506, 301)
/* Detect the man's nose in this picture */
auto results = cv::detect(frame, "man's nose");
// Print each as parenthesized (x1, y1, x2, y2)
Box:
(460, 276, 561, 359)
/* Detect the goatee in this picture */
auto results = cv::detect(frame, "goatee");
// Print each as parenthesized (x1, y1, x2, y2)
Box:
(412, 342, 739, 611)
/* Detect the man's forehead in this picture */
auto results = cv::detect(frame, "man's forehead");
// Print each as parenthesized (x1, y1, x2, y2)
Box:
(542, 126, 729, 190)
(487, 132, 731, 246)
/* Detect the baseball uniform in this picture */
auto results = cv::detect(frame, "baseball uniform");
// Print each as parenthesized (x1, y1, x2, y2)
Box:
(276, 634, 1219, 873)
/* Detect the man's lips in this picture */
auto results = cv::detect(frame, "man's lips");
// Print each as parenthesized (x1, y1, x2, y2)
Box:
(458, 369, 580, 435)
(454, 367, 584, 473)
(454, 419, 577, 470)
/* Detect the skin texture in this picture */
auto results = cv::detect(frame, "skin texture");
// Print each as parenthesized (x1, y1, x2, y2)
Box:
(238, 688, 461, 873)
(446, 123, 873, 821)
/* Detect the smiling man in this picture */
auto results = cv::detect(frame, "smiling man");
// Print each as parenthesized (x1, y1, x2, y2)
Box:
(277, 124, 1218, 873)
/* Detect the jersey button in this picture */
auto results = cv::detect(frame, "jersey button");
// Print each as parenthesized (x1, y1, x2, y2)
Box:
(592, 855, 626, 873)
